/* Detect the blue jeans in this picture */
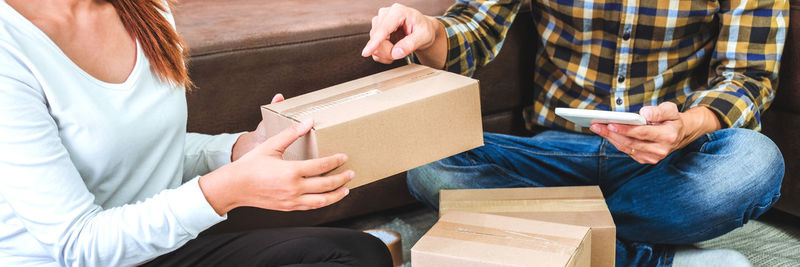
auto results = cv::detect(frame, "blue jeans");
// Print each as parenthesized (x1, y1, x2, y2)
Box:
(407, 128, 784, 266)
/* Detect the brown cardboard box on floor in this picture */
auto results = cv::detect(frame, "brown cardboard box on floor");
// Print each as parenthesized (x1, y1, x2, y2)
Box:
(439, 186, 616, 267)
(411, 211, 591, 267)
(261, 64, 484, 189)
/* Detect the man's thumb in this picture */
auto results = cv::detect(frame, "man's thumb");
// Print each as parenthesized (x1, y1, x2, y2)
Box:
(640, 102, 680, 123)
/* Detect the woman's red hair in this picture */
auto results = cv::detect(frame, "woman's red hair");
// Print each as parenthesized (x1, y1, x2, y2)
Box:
(109, 0, 192, 89)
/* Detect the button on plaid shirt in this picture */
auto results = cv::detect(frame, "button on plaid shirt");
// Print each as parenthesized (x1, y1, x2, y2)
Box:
(435, 0, 789, 132)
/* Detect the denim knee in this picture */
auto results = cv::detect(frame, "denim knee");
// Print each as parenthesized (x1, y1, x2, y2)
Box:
(709, 129, 785, 219)
(660, 129, 784, 243)
(406, 162, 447, 210)
(705, 129, 783, 194)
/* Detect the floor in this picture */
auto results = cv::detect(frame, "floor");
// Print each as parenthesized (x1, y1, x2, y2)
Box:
(329, 205, 800, 266)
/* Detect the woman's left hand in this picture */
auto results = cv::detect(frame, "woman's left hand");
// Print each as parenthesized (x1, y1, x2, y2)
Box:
(589, 102, 721, 164)
(231, 94, 285, 161)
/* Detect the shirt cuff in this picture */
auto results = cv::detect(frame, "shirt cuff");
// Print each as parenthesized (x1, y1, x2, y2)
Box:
(681, 83, 760, 130)
(435, 16, 475, 77)
(165, 177, 227, 236)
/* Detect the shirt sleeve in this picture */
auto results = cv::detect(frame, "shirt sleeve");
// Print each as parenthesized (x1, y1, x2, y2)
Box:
(182, 132, 243, 182)
(434, 0, 523, 77)
(681, 0, 789, 130)
(0, 48, 225, 267)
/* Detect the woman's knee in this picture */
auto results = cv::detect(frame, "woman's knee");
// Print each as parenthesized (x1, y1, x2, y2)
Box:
(265, 228, 392, 266)
(340, 230, 393, 267)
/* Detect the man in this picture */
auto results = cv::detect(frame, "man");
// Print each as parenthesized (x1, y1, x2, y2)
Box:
(362, 0, 787, 265)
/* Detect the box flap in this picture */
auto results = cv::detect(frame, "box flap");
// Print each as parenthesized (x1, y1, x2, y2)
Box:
(438, 186, 615, 267)
(412, 211, 591, 266)
(440, 186, 615, 228)
(260, 64, 477, 129)
(441, 186, 604, 201)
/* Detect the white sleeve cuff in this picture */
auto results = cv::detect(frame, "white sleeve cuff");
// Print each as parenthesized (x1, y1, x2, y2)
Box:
(165, 177, 227, 236)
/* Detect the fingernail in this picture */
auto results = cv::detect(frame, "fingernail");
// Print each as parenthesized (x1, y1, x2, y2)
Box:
(361, 42, 373, 56)
(271, 93, 283, 103)
(348, 171, 355, 179)
(608, 124, 618, 132)
(590, 124, 600, 133)
(339, 154, 348, 163)
(344, 187, 350, 196)
(391, 47, 405, 59)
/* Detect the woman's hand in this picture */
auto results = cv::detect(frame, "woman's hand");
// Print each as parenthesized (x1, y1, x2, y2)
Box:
(361, 3, 447, 68)
(590, 102, 721, 164)
(231, 94, 285, 161)
(200, 119, 353, 215)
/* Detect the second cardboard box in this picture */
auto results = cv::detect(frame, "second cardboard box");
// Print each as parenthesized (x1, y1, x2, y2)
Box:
(440, 186, 616, 267)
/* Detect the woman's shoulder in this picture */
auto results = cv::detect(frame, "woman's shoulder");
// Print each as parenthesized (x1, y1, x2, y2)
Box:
(0, 28, 43, 96)
(0, 3, 42, 65)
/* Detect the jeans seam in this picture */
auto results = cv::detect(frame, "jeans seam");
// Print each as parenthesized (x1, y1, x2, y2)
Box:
(699, 132, 715, 153)
(488, 163, 541, 187)
(754, 193, 781, 209)
(659, 217, 743, 244)
(661, 192, 780, 244)
(599, 138, 607, 182)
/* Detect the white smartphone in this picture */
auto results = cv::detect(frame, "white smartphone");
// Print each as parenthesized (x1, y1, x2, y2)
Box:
(554, 107, 647, 127)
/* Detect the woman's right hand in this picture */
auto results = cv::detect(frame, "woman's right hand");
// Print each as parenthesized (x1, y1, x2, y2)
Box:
(199, 119, 352, 215)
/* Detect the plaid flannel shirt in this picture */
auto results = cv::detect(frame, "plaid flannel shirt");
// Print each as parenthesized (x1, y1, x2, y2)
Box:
(436, 0, 789, 132)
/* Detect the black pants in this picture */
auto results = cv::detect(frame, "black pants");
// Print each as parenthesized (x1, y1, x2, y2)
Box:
(141, 227, 393, 267)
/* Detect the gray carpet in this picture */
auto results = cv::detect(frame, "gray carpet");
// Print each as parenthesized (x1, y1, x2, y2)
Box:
(696, 211, 800, 266)
(332, 205, 800, 266)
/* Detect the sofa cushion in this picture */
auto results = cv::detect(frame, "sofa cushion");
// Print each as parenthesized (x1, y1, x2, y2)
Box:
(177, 0, 451, 57)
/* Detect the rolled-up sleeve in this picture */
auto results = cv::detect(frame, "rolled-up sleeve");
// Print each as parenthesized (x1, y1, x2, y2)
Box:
(682, 0, 789, 130)
(435, 0, 523, 77)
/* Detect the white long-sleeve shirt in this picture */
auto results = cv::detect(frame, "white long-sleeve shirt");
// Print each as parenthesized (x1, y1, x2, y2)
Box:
(0, 2, 242, 266)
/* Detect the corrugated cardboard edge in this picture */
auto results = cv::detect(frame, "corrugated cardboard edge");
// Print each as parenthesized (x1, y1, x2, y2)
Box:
(567, 230, 592, 267)
(260, 107, 319, 160)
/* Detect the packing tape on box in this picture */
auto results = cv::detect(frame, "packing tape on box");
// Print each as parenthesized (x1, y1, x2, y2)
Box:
(440, 199, 608, 213)
(427, 221, 582, 256)
(282, 68, 440, 119)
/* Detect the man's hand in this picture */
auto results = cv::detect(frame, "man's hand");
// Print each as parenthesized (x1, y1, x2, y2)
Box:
(200, 119, 352, 215)
(231, 93, 285, 161)
(361, 3, 447, 68)
(590, 102, 721, 164)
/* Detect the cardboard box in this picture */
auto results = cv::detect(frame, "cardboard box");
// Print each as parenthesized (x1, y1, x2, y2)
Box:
(261, 64, 483, 188)
(411, 211, 591, 266)
(439, 186, 616, 267)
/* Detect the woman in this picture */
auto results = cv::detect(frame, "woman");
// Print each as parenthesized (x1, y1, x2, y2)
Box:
(0, 0, 392, 266)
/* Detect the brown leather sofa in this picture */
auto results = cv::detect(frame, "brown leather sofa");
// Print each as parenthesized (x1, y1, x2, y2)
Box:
(173, 0, 799, 234)
(763, 0, 800, 217)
